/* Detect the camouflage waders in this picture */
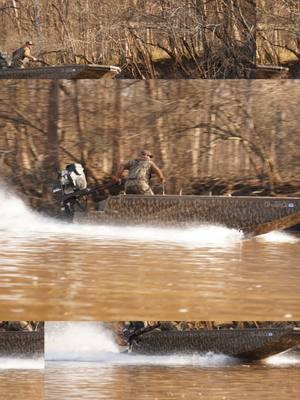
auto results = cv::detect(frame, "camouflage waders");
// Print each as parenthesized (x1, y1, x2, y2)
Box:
(125, 160, 154, 195)
(11, 46, 34, 68)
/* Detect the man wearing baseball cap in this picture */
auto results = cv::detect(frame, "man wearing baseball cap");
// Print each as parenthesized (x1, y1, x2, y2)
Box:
(11, 41, 37, 68)
(115, 149, 165, 195)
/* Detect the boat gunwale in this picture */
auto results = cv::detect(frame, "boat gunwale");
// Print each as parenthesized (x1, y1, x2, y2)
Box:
(102, 194, 300, 201)
(0, 64, 121, 79)
(129, 327, 300, 337)
(128, 328, 300, 360)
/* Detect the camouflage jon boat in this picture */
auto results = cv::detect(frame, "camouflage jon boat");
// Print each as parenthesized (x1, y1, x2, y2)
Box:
(0, 64, 121, 80)
(253, 65, 289, 79)
(0, 332, 44, 358)
(74, 195, 300, 237)
(129, 328, 300, 360)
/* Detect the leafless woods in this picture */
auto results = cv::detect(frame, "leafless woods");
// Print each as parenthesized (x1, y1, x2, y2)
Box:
(1, 80, 299, 209)
(0, 0, 255, 78)
(257, 0, 300, 66)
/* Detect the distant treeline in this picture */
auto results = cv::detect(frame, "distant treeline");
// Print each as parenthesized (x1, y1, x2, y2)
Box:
(0, 0, 255, 78)
(1, 79, 300, 211)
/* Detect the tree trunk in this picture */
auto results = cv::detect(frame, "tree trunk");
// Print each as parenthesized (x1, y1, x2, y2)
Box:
(45, 81, 60, 173)
(111, 80, 123, 173)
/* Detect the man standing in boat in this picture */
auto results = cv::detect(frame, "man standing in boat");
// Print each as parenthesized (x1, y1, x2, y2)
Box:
(115, 150, 165, 195)
(11, 41, 37, 68)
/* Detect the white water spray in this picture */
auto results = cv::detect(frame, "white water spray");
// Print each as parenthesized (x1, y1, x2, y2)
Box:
(265, 351, 300, 366)
(0, 358, 44, 369)
(0, 187, 244, 248)
(45, 322, 237, 367)
(258, 230, 299, 244)
(45, 322, 119, 361)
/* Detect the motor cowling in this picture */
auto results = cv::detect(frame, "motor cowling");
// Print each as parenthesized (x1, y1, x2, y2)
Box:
(0, 52, 9, 69)
(60, 163, 87, 194)
(52, 163, 87, 203)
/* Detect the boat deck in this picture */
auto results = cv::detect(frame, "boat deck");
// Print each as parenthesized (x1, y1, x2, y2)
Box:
(0, 64, 121, 79)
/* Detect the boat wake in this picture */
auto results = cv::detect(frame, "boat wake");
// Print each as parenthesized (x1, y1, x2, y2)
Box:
(0, 358, 44, 369)
(258, 230, 299, 244)
(45, 322, 236, 367)
(45, 323, 300, 367)
(0, 187, 243, 248)
(48, 353, 237, 367)
(265, 351, 300, 366)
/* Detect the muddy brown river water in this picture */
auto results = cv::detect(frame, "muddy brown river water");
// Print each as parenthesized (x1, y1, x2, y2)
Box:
(41, 322, 300, 399)
(45, 355, 300, 400)
(0, 368, 44, 400)
(0, 189, 300, 320)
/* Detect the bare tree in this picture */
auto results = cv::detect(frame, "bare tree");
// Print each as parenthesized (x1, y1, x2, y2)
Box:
(1, 79, 300, 210)
(0, 0, 256, 78)
(257, 0, 300, 69)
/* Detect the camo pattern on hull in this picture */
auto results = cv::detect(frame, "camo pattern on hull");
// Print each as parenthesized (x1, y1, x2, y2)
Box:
(75, 195, 300, 236)
(129, 328, 300, 360)
(254, 65, 289, 79)
(0, 332, 44, 358)
(0, 65, 121, 79)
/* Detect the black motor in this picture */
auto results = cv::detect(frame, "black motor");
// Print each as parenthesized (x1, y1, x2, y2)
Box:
(53, 163, 87, 219)
(0, 52, 9, 69)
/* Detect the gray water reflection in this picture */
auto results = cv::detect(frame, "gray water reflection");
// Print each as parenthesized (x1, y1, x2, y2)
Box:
(45, 352, 300, 400)
(0, 226, 300, 320)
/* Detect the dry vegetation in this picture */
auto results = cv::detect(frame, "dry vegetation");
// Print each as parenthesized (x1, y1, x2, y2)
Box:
(114, 321, 300, 332)
(257, 0, 300, 67)
(0, 0, 255, 78)
(0, 321, 44, 331)
(1, 79, 300, 212)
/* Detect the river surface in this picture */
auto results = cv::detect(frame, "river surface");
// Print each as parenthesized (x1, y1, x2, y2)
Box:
(43, 322, 300, 399)
(1, 188, 300, 320)
(0, 359, 44, 400)
(45, 357, 300, 400)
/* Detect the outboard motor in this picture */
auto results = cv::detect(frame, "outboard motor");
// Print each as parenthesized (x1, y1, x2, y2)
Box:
(61, 163, 87, 193)
(0, 52, 9, 69)
(53, 163, 87, 219)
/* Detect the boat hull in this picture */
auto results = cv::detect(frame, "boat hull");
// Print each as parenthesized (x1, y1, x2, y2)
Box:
(129, 328, 300, 360)
(0, 332, 44, 358)
(253, 65, 289, 79)
(74, 195, 300, 236)
(0, 64, 121, 80)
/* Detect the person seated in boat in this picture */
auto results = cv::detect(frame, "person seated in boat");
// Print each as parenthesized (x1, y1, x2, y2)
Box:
(11, 41, 37, 68)
(115, 150, 165, 195)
